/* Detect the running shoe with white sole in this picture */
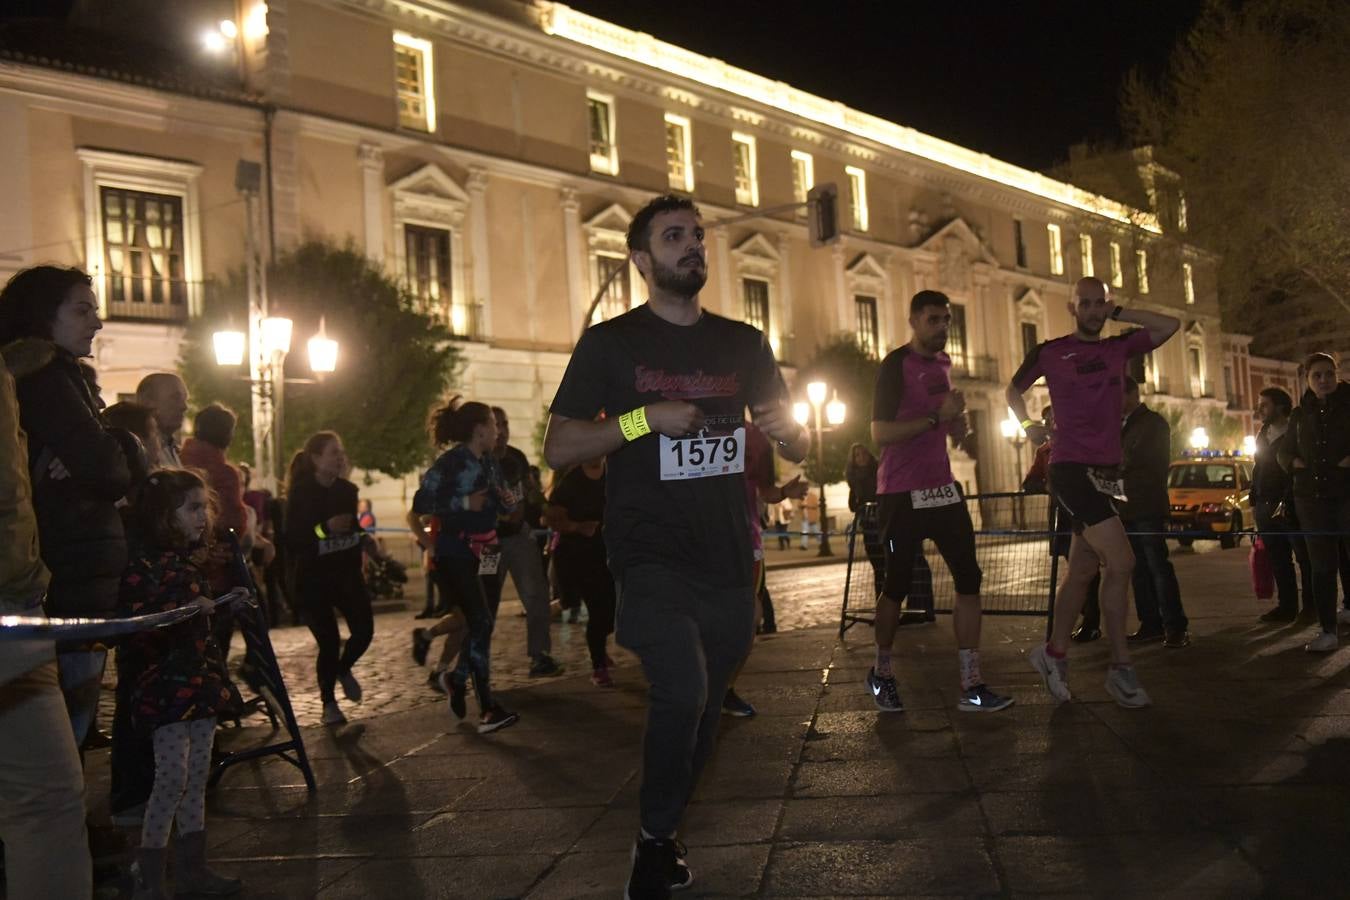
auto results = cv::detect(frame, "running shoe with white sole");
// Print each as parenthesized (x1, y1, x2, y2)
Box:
(1104, 665, 1152, 708)
(865, 667, 904, 712)
(477, 705, 520, 734)
(1028, 643, 1072, 703)
(721, 689, 756, 717)
(625, 834, 692, 899)
(957, 683, 1015, 713)
(1306, 631, 1338, 653)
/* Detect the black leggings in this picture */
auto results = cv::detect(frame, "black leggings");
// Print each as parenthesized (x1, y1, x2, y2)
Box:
(300, 577, 374, 703)
(558, 549, 615, 668)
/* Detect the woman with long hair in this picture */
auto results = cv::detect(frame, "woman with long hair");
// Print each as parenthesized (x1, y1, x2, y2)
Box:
(284, 431, 373, 725)
(409, 397, 519, 734)
(1278, 352, 1350, 653)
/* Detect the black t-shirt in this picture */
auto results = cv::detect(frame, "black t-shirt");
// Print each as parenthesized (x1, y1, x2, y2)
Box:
(496, 444, 531, 536)
(549, 465, 606, 557)
(550, 305, 787, 587)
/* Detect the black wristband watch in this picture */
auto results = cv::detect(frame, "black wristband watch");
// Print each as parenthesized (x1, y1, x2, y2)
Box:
(1110, 305, 1124, 320)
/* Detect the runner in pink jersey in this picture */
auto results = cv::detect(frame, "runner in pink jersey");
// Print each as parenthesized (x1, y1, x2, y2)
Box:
(1006, 276, 1179, 709)
(866, 290, 1013, 714)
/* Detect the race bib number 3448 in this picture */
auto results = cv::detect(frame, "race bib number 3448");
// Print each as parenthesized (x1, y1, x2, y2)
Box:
(659, 427, 746, 481)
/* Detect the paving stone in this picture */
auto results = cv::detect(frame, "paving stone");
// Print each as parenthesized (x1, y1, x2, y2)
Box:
(792, 758, 973, 797)
(777, 794, 986, 842)
(322, 854, 552, 899)
(763, 838, 1001, 896)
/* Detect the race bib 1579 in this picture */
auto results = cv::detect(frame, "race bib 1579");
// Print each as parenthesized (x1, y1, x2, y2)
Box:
(659, 427, 746, 481)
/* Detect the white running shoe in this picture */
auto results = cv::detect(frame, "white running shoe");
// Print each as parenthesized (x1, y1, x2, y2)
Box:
(1306, 631, 1338, 653)
(1028, 643, 1071, 703)
(1104, 665, 1152, 708)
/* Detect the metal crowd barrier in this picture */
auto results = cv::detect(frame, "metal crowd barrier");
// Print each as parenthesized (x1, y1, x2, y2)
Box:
(839, 492, 1056, 638)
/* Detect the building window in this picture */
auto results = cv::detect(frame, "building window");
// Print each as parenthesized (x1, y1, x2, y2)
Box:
(1136, 249, 1150, 294)
(1013, 219, 1027, 268)
(790, 150, 813, 207)
(948, 302, 968, 372)
(1183, 262, 1195, 304)
(855, 295, 879, 358)
(664, 113, 693, 192)
(393, 32, 435, 132)
(1079, 233, 1094, 277)
(1047, 224, 1064, 275)
(743, 278, 770, 333)
(1020, 321, 1038, 359)
(845, 165, 868, 231)
(404, 224, 451, 317)
(1109, 241, 1123, 287)
(587, 91, 618, 175)
(100, 187, 187, 321)
(1177, 191, 1189, 233)
(593, 253, 631, 323)
(730, 133, 759, 206)
(1189, 345, 1203, 397)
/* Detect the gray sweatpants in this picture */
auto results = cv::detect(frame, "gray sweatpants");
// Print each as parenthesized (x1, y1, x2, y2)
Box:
(498, 531, 553, 659)
(615, 563, 755, 838)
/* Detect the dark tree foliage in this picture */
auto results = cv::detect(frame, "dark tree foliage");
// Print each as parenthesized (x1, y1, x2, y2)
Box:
(794, 335, 881, 487)
(180, 241, 461, 479)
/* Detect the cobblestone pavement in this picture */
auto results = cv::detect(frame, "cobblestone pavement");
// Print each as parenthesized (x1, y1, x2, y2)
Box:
(222, 560, 857, 729)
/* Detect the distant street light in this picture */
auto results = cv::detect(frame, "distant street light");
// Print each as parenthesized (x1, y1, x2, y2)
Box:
(797, 380, 845, 557)
(1190, 427, 1210, 451)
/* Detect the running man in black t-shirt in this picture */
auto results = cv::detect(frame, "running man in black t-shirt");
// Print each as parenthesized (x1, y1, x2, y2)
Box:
(544, 195, 809, 900)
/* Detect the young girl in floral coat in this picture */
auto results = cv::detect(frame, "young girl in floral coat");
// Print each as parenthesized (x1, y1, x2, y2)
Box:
(118, 468, 242, 899)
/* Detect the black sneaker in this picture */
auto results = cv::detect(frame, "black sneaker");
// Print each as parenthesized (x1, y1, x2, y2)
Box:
(1259, 607, 1296, 623)
(626, 834, 692, 899)
(865, 667, 903, 712)
(721, 689, 756, 717)
(477, 705, 519, 735)
(439, 671, 467, 719)
(528, 654, 564, 678)
(411, 628, 432, 666)
(427, 669, 445, 693)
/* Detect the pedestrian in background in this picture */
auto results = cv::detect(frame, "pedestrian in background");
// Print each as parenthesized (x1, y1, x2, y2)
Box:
(1251, 387, 1314, 624)
(135, 372, 188, 469)
(1278, 352, 1350, 653)
(547, 455, 615, 686)
(1119, 376, 1188, 647)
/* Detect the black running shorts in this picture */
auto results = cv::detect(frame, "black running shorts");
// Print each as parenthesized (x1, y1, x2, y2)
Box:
(877, 486, 982, 599)
(1048, 462, 1121, 531)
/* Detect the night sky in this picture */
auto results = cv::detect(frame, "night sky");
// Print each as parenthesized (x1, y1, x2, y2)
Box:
(565, 0, 1206, 172)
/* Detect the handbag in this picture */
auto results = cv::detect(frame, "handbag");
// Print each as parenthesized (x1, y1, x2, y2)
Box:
(1249, 537, 1274, 601)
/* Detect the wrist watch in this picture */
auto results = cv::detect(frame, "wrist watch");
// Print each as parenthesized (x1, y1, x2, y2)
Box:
(1110, 305, 1124, 320)
(926, 412, 940, 429)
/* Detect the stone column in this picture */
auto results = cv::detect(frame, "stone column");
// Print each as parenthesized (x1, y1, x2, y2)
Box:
(560, 187, 585, 340)
(468, 167, 492, 339)
(358, 143, 384, 265)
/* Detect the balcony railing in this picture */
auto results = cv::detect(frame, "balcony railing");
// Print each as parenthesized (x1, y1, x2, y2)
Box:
(437, 301, 484, 341)
(949, 354, 999, 382)
(1192, 379, 1215, 399)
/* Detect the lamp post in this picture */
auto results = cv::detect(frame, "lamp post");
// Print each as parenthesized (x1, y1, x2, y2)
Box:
(213, 315, 337, 491)
(1189, 427, 1209, 452)
(1000, 411, 1028, 529)
(794, 380, 846, 557)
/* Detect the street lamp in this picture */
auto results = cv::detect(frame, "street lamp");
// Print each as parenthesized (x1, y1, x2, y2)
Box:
(794, 379, 846, 557)
(1000, 410, 1028, 528)
(1189, 427, 1209, 451)
(214, 315, 338, 489)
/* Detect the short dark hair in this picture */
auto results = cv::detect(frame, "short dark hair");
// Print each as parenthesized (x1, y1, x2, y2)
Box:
(1259, 386, 1293, 416)
(1123, 375, 1140, 394)
(626, 194, 701, 255)
(909, 290, 950, 316)
(193, 403, 236, 450)
(104, 401, 158, 449)
(429, 395, 493, 446)
(0, 265, 93, 344)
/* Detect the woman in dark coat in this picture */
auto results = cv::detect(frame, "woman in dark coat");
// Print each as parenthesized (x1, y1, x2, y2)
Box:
(0, 265, 141, 744)
(1278, 352, 1350, 653)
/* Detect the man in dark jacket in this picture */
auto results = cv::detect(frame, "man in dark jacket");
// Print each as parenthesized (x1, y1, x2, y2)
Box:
(1120, 376, 1189, 646)
(1251, 387, 1315, 623)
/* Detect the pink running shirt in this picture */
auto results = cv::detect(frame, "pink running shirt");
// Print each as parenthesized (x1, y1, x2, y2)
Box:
(1011, 329, 1155, 466)
(872, 347, 959, 494)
